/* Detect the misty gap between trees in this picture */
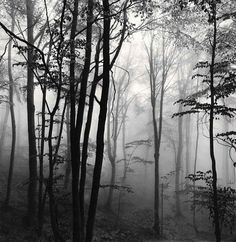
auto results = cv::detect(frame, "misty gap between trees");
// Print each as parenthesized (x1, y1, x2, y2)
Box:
(1, 0, 236, 241)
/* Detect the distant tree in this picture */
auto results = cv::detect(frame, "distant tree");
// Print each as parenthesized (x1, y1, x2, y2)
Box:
(105, 68, 129, 210)
(145, 30, 177, 234)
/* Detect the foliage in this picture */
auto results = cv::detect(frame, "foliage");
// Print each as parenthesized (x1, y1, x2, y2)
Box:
(99, 184, 134, 193)
(173, 60, 236, 118)
(187, 170, 236, 232)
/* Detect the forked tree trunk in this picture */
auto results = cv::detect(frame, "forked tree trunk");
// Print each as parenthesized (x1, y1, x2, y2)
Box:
(85, 1, 110, 240)
(69, 0, 80, 240)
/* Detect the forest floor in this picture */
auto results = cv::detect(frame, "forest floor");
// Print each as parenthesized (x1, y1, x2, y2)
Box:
(0, 158, 236, 241)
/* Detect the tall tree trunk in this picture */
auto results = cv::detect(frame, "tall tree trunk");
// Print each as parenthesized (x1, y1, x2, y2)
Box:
(175, 103, 183, 217)
(185, 114, 191, 188)
(5, 12, 16, 206)
(193, 113, 199, 232)
(70, 0, 93, 239)
(64, 104, 71, 189)
(154, 74, 165, 233)
(37, 86, 46, 235)
(152, 102, 160, 233)
(26, 0, 38, 224)
(117, 97, 128, 225)
(106, 88, 119, 210)
(85, 1, 110, 240)
(69, 0, 80, 240)
(223, 116, 229, 185)
(209, 6, 221, 241)
(122, 99, 128, 181)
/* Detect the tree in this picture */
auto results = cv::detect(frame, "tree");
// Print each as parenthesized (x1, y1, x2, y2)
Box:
(4, 3, 16, 207)
(0, 0, 149, 240)
(176, 1, 236, 240)
(105, 68, 129, 210)
(26, 0, 38, 225)
(145, 30, 177, 235)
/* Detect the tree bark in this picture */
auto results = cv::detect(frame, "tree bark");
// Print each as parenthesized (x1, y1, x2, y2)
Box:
(0, 103, 9, 162)
(85, 1, 110, 240)
(69, 0, 80, 240)
(26, 0, 38, 224)
(185, 114, 191, 187)
(5, 11, 16, 206)
(209, 6, 221, 241)
(175, 103, 183, 217)
(64, 104, 71, 189)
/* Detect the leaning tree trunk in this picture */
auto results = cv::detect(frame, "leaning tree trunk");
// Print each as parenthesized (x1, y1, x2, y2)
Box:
(5, 12, 16, 207)
(26, 0, 38, 224)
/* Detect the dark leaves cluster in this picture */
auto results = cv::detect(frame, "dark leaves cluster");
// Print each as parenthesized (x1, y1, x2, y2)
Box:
(179, 0, 222, 23)
(173, 59, 236, 119)
(187, 170, 236, 232)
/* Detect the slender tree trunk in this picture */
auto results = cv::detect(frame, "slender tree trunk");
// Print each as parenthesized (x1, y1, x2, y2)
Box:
(5, 13, 16, 206)
(37, 86, 46, 235)
(85, 1, 110, 240)
(106, 160, 116, 209)
(78, 16, 98, 239)
(106, 89, 119, 210)
(69, 0, 80, 240)
(223, 116, 229, 185)
(193, 80, 199, 232)
(175, 103, 183, 217)
(117, 98, 128, 224)
(185, 114, 191, 188)
(64, 104, 71, 189)
(70, 0, 93, 239)
(152, 103, 160, 234)
(122, 99, 128, 180)
(16, 102, 21, 156)
(209, 7, 221, 241)
(0, 102, 9, 162)
(153, 75, 165, 235)
(26, 0, 38, 224)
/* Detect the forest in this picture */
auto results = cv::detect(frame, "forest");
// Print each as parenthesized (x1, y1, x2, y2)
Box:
(0, 0, 236, 241)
